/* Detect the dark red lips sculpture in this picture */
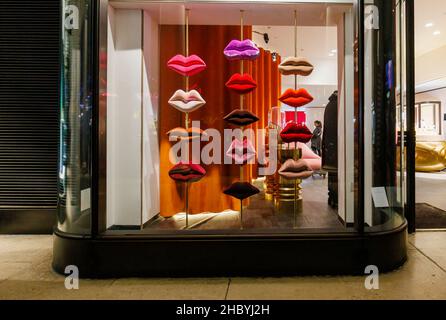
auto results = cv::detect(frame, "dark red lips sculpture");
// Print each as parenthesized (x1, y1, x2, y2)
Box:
(279, 88, 314, 108)
(223, 109, 259, 126)
(168, 162, 206, 183)
(223, 182, 260, 201)
(225, 73, 257, 94)
(280, 122, 313, 144)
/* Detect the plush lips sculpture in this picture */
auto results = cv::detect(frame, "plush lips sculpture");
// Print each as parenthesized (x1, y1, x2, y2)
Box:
(226, 138, 256, 165)
(168, 162, 206, 183)
(225, 73, 257, 94)
(280, 122, 313, 144)
(168, 90, 206, 113)
(223, 182, 260, 200)
(223, 109, 259, 126)
(223, 39, 260, 61)
(278, 159, 314, 180)
(167, 127, 207, 141)
(278, 57, 314, 76)
(167, 54, 207, 77)
(279, 88, 314, 108)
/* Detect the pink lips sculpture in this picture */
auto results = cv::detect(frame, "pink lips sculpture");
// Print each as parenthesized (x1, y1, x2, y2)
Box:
(226, 137, 256, 165)
(223, 39, 260, 61)
(167, 54, 207, 77)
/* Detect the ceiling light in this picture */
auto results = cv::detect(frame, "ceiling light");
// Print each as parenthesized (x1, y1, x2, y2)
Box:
(425, 22, 434, 28)
(331, 49, 337, 53)
(433, 30, 441, 36)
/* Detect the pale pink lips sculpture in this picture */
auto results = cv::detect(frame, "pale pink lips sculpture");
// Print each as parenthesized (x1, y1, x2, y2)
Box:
(168, 89, 206, 113)
(167, 54, 207, 77)
(278, 159, 313, 180)
(224, 39, 260, 60)
(226, 137, 256, 165)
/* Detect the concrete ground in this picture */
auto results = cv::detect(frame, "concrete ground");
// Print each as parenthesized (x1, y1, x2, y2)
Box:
(0, 232, 445, 300)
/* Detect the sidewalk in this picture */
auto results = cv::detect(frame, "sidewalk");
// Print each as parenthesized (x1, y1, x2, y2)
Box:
(0, 232, 445, 300)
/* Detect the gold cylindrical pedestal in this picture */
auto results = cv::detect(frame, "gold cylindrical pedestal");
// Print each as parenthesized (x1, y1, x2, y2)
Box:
(265, 178, 275, 200)
(275, 177, 302, 214)
(274, 147, 303, 214)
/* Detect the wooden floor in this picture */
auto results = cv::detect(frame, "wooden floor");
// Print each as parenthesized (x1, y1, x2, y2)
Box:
(144, 176, 343, 231)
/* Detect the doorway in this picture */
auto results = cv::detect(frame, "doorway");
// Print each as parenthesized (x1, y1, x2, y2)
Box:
(412, 0, 446, 230)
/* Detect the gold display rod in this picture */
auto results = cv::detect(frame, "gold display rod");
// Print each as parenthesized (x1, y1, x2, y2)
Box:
(294, 10, 298, 90)
(239, 10, 245, 183)
(293, 10, 300, 225)
(185, 8, 190, 229)
(240, 10, 245, 229)
(140, 11, 145, 230)
(240, 10, 244, 111)
(294, 10, 298, 124)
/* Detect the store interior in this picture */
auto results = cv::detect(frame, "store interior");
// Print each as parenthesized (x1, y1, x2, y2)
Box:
(414, 0, 446, 229)
(104, 1, 359, 232)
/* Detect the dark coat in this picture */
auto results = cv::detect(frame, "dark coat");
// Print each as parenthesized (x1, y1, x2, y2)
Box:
(322, 91, 338, 172)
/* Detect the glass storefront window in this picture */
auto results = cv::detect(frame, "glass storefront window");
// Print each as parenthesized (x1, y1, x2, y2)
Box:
(363, 0, 406, 230)
(59, 0, 94, 235)
(98, 0, 359, 234)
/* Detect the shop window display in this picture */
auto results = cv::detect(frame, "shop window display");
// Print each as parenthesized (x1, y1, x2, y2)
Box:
(56, 0, 409, 276)
(87, 1, 358, 233)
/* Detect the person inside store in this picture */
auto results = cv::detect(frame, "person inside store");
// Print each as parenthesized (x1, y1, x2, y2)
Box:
(311, 120, 323, 156)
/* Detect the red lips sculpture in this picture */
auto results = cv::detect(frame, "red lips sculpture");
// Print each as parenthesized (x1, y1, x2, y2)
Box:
(225, 73, 257, 94)
(280, 122, 313, 144)
(279, 88, 314, 108)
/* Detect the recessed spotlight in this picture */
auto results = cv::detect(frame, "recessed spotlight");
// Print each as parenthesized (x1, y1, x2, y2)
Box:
(331, 49, 337, 53)
(433, 30, 441, 35)
(425, 22, 434, 28)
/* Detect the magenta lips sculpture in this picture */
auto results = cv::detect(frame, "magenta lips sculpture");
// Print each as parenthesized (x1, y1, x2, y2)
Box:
(223, 39, 260, 61)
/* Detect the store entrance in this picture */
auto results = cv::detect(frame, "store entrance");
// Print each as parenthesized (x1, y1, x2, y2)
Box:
(412, 0, 446, 230)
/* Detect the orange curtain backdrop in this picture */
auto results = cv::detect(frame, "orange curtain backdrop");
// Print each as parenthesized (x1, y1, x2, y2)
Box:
(159, 25, 281, 217)
(247, 48, 282, 179)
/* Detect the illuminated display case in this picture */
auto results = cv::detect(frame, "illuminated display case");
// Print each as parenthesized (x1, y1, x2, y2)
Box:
(53, 0, 411, 277)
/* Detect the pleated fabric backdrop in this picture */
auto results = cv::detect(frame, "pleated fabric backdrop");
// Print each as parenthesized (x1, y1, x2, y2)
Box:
(159, 25, 281, 217)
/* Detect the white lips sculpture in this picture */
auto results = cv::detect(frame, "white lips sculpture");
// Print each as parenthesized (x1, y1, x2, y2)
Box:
(168, 89, 206, 113)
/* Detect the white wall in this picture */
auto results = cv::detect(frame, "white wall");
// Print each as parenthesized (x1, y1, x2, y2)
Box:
(415, 88, 446, 141)
(415, 46, 446, 142)
(142, 12, 161, 223)
(107, 8, 160, 228)
(107, 8, 143, 227)
(338, 10, 355, 225)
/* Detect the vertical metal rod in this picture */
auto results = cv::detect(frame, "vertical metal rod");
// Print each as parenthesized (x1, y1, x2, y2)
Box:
(294, 10, 298, 57)
(185, 182, 189, 228)
(140, 11, 145, 230)
(405, 0, 416, 233)
(185, 9, 190, 93)
(240, 10, 244, 111)
(355, 0, 365, 233)
(185, 8, 190, 229)
(294, 10, 298, 122)
(294, 179, 298, 228)
(240, 199, 243, 229)
(240, 10, 245, 183)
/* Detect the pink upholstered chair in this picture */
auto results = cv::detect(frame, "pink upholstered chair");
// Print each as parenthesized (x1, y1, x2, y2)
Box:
(295, 142, 322, 171)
